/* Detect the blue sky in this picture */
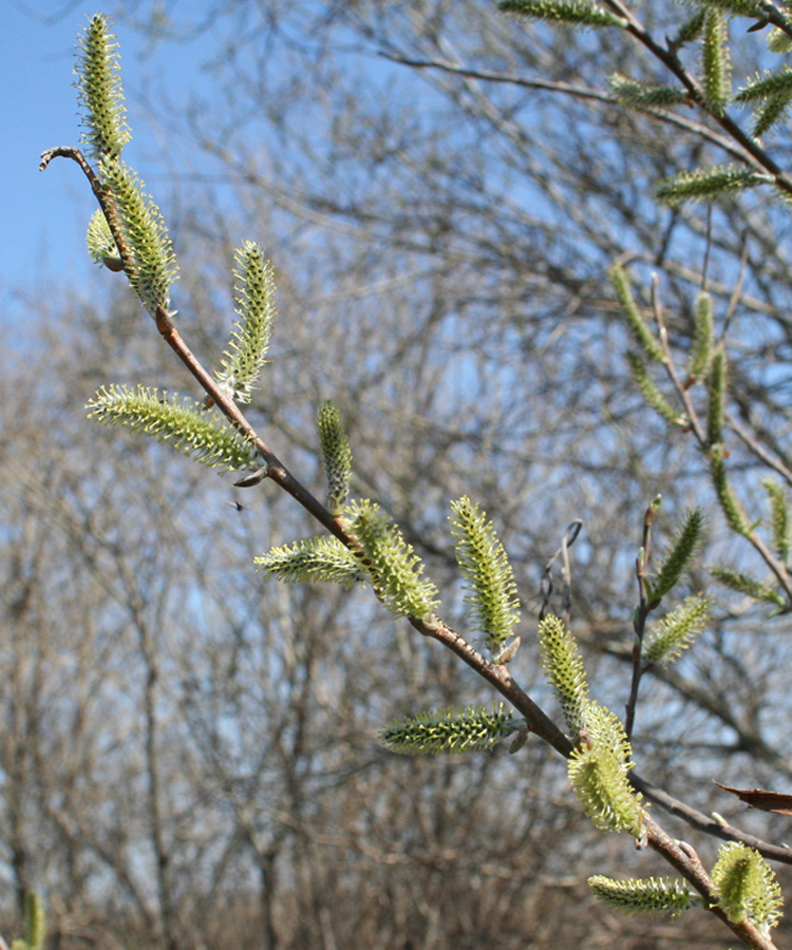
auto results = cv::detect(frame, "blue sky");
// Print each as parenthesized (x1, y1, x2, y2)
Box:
(4, 4, 117, 321)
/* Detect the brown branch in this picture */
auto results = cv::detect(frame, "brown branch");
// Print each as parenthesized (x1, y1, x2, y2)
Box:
(728, 411, 792, 488)
(632, 771, 792, 865)
(601, 0, 792, 198)
(40, 147, 139, 279)
(43, 142, 786, 948)
(631, 270, 792, 602)
(642, 814, 781, 950)
(416, 617, 574, 758)
(379, 52, 752, 163)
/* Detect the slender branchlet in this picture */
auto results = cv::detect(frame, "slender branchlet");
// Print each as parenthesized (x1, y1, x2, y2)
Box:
(449, 496, 521, 654)
(610, 264, 665, 364)
(763, 478, 791, 562)
(317, 401, 353, 516)
(687, 291, 714, 382)
(608, 73, 690, 109)
(380, 704, 520, 755)
(588, 875, 694, 917)
(701, 8, 731, 116)
(86, 208, 123, 271)
(626, 351, 687, 426)
(345, 499, 439, 619)
(645, 507, 705, 607)
(642, 592, 712, 666)
(707, 348, 727, 447)
(499, 0, 628, 28)
(98, 159, 178, 314)
(656, 164, 771, 205)
(709, 446, 753, 536)
(711, 842, 783, 930)
(254, 536, 362, 586)
(538, 615, 589, 736)
(568, 701, 645, 837)
(49, 18, 791, 945)
(709, 566, 787, 608)
(87, 385, 257, 471)
(214, 242, 276, 403)
(75, 14, 131, 162)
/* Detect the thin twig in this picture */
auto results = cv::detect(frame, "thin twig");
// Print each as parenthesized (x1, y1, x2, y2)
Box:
(721, 237, 750, 340)
(624, 502, 655, 739)
(651, 273, 708, 442)
(727, 412, 792, 488)
(379, 53, 752, 164)
(631, 771, 792, 865)
(602, 0, 792, 198)
(641, 812, 780, 950)
(539, 520, 582, 620)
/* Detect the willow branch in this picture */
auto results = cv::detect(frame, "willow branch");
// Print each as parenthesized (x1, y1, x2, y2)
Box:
(631, 772, 792, 865)
(601, 0, 792, 196)
(641, 814, 780, 950)
(42, 141, 786, 947)
(381, 52, 752, 163)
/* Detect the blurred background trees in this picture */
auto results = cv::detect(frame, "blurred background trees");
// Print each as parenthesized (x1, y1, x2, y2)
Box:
(4, 0, 792, 945)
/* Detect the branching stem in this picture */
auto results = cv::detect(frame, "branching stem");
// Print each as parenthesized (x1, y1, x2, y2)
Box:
(41, 17, 792, 928)
(602, 0, 792, 198)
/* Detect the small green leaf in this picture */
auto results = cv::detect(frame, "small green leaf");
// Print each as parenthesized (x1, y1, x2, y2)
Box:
(380, 704, 519, 755)
(317, 401, 353, 515)
(752, 91, 792, 138)
(23, 893, 46, 950)
(707, 348, 727, 447)
(687, 292, 714, 382)
(74, 14, 131, 162)
(711, 842, 782, 929)
(763, 478, 791, 561)
(709, 446, 753, 536)
(346, 499, 439, 619)
(449, 496, 521, 653)
(87, 384, 257, 472)
(86, 208, 123, 271)
(626, 352, 687, 426)
(701, 8, 731, 115)
(643, 593, 712, 666)
(499, 0, 627, 28)
(99, 159, 178, 314)
(255, 536, 362, 586)
(656, 164, 770, 205)
(538, 615, 589, 736)
(709, 567, 787, 608)
(610, 264, 665, 363)
(215, 242, 276, 403)
(608, 73, 690, 109)
(645, 508, 705, 607)
(589, 875, 693, 917)
(568, 701, 644, 836)
(735, 66, 792, 104)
